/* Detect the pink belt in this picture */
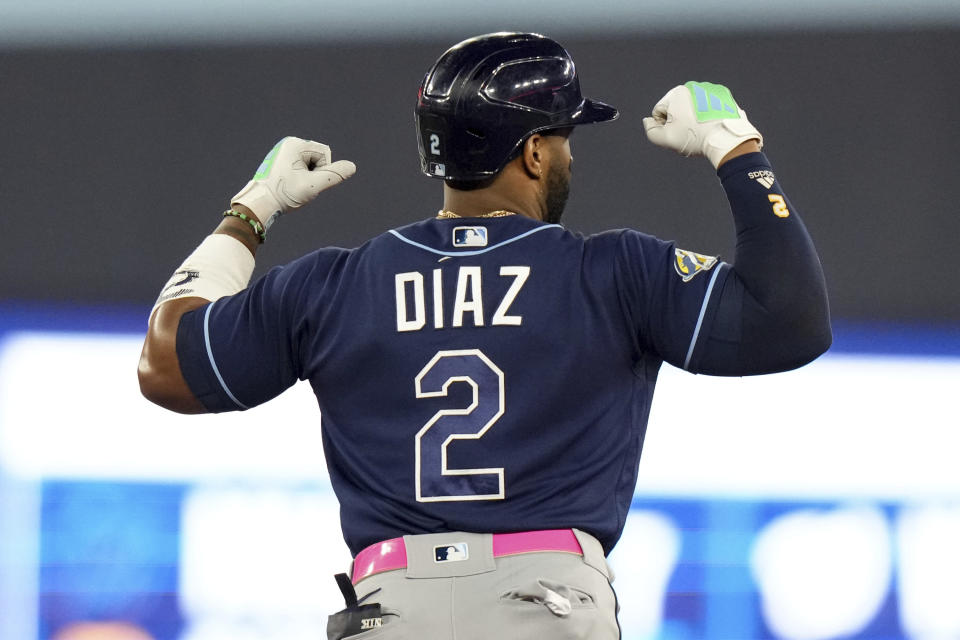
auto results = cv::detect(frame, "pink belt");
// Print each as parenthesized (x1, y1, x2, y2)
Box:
(352, 529, 583, 584)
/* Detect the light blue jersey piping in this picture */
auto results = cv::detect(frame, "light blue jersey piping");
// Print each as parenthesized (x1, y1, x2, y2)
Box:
(204, 301, 248, 410)
(388, 224, 562, 257)
(683, 263, 728, 371)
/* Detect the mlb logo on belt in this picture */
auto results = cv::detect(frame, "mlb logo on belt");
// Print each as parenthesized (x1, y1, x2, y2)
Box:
(453, 226, 488, 248)
(434, 542, 469, 563)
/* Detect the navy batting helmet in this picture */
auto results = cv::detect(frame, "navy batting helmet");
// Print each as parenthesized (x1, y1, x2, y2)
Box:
(415, 32, 619, 182)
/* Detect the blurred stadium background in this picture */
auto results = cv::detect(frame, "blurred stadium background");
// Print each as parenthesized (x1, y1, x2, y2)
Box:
(1, 2, 959, 638)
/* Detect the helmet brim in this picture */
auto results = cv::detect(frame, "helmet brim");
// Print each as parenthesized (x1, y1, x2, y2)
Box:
(568, 98, 619, 126)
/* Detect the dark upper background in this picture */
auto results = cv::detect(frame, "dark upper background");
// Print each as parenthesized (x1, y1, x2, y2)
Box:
(2, 28, 958, 326)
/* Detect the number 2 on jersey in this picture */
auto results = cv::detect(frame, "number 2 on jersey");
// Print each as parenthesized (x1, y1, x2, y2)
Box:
(415, 349, 505, 502)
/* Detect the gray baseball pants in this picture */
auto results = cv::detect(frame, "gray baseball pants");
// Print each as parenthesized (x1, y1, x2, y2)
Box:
(343, 529, 620, 639)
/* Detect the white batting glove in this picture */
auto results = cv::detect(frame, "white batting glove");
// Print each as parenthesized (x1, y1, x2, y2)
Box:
(231, 136, 356, 232)
(643, 81, 763, 169)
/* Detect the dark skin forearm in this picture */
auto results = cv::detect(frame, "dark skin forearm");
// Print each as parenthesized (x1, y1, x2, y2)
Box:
(137, 205, 262, 413)
(718, 139, 761, 167)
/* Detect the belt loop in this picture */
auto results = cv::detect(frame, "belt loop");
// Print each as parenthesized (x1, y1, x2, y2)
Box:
(572, 528, 614, 582)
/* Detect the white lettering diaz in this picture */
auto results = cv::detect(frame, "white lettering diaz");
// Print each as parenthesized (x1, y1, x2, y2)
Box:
(395, 265, 530, 332)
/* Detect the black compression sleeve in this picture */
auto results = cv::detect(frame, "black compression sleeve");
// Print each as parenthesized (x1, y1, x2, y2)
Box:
(689, 152, 832, 375)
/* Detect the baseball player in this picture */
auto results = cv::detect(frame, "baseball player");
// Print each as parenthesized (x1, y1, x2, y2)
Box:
(139, 32, 830, 640)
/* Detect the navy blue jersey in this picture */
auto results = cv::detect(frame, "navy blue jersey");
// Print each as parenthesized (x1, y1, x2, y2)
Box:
(177, 214, 730, 556)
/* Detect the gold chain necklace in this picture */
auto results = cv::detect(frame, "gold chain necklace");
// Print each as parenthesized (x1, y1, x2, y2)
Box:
(437, 209, 517, 219)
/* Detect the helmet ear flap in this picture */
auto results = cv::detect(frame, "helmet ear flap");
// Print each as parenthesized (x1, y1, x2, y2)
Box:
(416, 111, 449, 178)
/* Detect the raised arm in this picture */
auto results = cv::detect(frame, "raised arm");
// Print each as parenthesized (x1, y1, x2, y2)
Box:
(138, 137, 356, 412)
(643, 82, 831, 375)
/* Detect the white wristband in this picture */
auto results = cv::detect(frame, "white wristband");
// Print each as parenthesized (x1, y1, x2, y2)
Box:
(151, 234, 255, 316)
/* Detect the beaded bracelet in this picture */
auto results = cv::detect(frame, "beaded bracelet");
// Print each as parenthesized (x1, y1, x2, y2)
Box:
(223, 209, 266, 243)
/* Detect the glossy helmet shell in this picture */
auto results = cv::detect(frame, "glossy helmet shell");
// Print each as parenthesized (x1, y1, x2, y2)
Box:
(416, 32, 618, 182)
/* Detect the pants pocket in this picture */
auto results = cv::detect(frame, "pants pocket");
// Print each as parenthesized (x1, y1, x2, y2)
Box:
(496, 578, 610, 639)
(500, 578, 597, 616)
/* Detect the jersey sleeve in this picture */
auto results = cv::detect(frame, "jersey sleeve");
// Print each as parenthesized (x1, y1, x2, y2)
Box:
(691, 152, 832, 375)
(174, 248, 345, 412)
(614, 229, 731, 370)
(616, 152, 831, 375)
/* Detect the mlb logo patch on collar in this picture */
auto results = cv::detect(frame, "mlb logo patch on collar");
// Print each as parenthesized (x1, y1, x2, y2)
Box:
(453, 226, 488, 248)
(674, 248, 718, 282)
